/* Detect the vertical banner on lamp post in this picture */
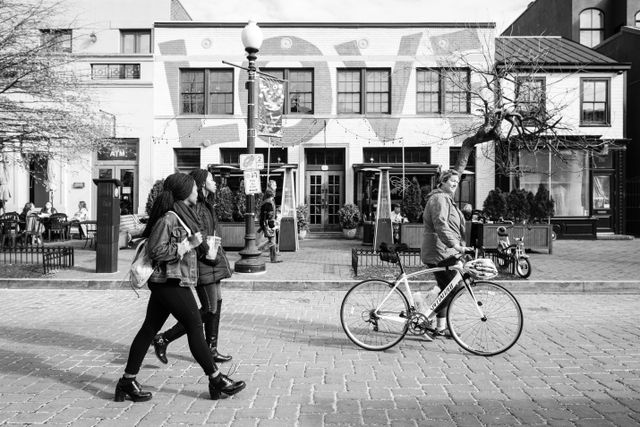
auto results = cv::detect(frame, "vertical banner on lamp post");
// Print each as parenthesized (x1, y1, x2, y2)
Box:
(257, 75, 284, 137)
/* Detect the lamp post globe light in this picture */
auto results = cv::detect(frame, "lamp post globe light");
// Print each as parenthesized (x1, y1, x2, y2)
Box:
(235, 21, 266, 274)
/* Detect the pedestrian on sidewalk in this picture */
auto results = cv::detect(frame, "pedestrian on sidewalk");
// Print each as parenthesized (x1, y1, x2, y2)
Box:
(258, 188, 281, 263)
(420, 169, 471, 338)
(152, 168, 234, 366)
(115, 172, 245, 403)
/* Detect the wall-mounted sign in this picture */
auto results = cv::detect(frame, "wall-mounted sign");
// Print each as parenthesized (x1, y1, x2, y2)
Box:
(97, 138, 138, 161)
(72, 182, 85, 189)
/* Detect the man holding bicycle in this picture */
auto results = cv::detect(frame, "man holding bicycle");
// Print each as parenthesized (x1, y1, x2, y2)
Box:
(421, 169, 472, 337)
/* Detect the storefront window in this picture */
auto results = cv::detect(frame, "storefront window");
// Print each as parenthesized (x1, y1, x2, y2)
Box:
(519, 149, 589, 217)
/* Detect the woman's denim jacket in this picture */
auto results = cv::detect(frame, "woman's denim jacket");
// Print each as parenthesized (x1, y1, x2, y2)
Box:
(146, 212, 198, 287)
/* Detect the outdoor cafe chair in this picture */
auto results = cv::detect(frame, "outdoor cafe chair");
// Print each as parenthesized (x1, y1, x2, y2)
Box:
(0, 212, 20, 249)
(48, 213, 69, 241)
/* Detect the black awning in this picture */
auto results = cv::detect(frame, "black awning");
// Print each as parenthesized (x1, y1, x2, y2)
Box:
(352, 163, 441, 175)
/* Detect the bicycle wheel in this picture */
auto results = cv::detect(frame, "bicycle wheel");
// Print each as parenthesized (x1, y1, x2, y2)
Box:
(340, 279, 410, 351)
(447, 281, 523, 356)
(515, 257, 532, 278)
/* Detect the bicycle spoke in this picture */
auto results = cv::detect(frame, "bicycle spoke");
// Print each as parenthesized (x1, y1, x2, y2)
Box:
(448, 281, 523, 356)
(340, 280, 409, 351)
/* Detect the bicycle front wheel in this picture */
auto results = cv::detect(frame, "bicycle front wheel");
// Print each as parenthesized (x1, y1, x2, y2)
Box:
(340, 279, 410, 351)
(447, 281, 523, 356)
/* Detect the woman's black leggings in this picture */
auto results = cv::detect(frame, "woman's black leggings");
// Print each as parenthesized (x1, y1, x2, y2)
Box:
(124, 279, 217, 376)
(163, 283, 216, 343)
(427, 264, 459, 318)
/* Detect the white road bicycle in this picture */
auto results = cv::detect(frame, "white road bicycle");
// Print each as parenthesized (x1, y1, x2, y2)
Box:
(340, 244, 523, 356)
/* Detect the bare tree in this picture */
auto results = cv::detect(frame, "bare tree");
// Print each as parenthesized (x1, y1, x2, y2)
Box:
(427, 37, 613, 176)
(0, 0, 113, 167)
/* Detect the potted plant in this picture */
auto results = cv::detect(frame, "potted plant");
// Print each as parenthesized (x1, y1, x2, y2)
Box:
(338, 203, 360, 239)
(296, 204, 310, 240)
(214, 185, 244, 249)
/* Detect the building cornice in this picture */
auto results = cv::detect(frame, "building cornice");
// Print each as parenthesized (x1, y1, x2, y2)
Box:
(155, 21, 496, 29)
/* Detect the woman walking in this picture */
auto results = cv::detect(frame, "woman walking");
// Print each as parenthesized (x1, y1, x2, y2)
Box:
(421, 169, 471, 338)
(152, 169, 233, 365)
(114, 172, 245, 402)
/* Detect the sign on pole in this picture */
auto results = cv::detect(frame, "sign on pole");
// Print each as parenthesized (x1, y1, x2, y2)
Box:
(239, 154, 264, 171)
(243, 169, 261, 195)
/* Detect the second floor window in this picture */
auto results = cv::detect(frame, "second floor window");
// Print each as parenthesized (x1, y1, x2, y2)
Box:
(579, 9, 604, 48)
(121, 30, 151, 54)
(40, 29, 72, 53)
(91, 64, 140, 80)
(515, 77, 546, 121)
(416, 68, 470, 114)
(260, 69, 313, 114)
(174, 148, 201, 172)
(180, 69, 234, 115)
(581, 79, 609, 125)
(337, 69, 390, 114)
(635, 11, 640, 27)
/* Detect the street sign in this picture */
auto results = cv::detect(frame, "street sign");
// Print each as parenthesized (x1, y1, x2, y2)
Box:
(243, 169, 261, 194)
(239, 154, 264, 171)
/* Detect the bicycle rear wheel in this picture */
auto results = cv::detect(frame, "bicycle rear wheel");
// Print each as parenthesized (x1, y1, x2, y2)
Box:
(447, 281, 523, 356)
(340, 279, 409, 351)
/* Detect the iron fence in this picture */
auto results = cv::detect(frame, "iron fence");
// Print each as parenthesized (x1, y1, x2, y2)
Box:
(351, 247, 422, 276)
(0, 246, 75, 274)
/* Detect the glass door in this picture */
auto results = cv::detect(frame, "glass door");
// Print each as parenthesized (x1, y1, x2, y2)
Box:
(96, 166, 137, 214)
(592, 173, 612, 232)
(306, 171, 344, 232)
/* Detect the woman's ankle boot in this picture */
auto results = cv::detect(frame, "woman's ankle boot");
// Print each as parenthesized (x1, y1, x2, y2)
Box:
(209, 300, 232, 363)
(114, 377, 152, 402)
(208, 373, 246, 400)
(152, 334, 169, 364)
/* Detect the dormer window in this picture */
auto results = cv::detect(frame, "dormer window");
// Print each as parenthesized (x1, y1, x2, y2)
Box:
(579, 9, 604, 47)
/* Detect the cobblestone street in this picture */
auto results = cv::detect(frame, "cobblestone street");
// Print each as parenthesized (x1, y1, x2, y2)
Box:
(0, 289, 639, 426)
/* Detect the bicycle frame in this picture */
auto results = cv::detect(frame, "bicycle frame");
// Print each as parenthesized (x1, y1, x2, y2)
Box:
(374, 261, 485, 324)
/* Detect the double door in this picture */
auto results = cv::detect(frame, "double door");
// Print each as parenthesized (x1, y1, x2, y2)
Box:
(96, 166, 136, 214)
(306, 171, 344, 232)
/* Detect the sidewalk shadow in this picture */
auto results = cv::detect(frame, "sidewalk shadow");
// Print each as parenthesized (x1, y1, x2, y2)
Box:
(0, 326, 198, 400)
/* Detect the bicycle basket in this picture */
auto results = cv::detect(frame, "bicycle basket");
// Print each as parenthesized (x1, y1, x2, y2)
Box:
(463, 258, 498, 280)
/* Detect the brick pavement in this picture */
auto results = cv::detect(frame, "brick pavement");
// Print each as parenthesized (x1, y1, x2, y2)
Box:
(1, 238, 639, 291)
(0, 289, 639, 426)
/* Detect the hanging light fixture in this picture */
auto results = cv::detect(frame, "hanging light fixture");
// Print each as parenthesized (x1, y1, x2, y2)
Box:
(321, 119, 328, 171)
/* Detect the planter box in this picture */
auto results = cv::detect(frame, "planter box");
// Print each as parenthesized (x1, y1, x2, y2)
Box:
(216, 222, 247, 250)
(399, 223, 423, 249)
(475, 223, 553, 254)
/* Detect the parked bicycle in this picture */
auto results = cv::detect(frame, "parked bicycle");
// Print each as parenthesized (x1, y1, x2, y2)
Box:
(494, 222, 532, 279)
(340, 243, 523, 356)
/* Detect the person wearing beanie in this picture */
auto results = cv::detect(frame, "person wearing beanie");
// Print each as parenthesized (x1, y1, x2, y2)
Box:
(115, 172, 245, 403)
(152, 168, 234, 365)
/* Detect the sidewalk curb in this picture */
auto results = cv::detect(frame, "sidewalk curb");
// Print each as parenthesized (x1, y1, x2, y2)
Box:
(1, 278, 639, 293)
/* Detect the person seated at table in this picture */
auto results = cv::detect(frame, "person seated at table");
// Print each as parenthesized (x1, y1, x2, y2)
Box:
(39, 201, 57, 218)
(391, 204, 408, 243)
(19, 202, 36, 223)
(70, 201, 89, 238)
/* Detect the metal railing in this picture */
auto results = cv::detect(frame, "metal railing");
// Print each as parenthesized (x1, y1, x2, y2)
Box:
(0, 246, 75, 274)
(351, 247, 422, 276)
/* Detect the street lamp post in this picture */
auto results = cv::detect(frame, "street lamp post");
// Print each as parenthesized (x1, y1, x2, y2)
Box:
(235, 21, 266, 274)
